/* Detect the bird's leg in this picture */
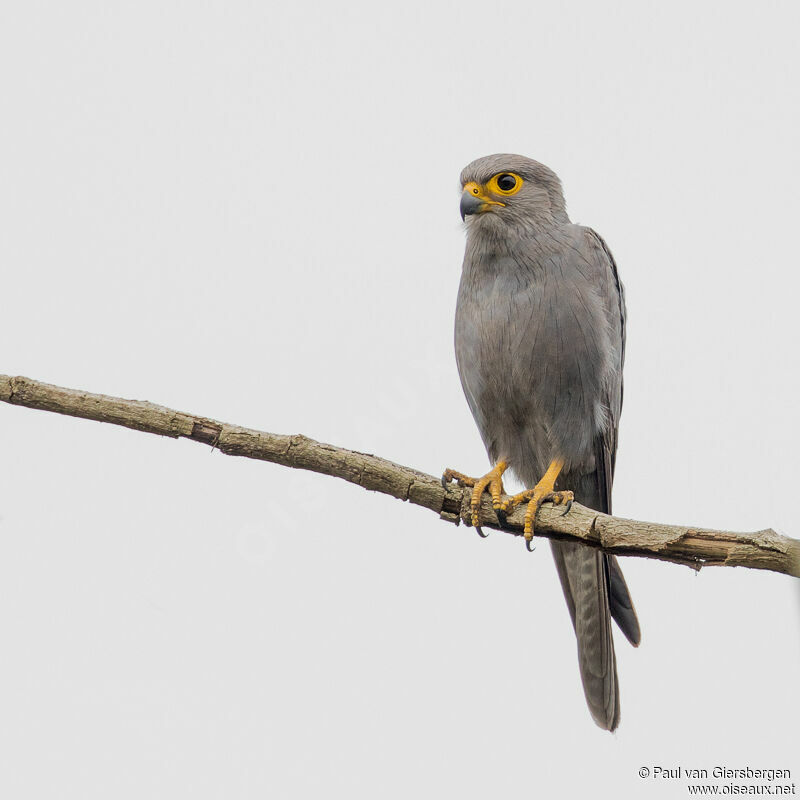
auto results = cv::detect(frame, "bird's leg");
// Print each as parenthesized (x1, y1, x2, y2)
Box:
(441, 460, 508, 536)
(498, 460, 574, 549)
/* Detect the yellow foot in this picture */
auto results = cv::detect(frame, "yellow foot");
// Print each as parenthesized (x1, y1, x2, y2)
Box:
(442, 461, 508, 536)
(497, 460, 574, 551)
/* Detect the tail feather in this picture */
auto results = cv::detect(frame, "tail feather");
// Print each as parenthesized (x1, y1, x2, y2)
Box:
(550, 540, 620, 730)
(607, 555, 641, 647)
(551, 466, 639, 730)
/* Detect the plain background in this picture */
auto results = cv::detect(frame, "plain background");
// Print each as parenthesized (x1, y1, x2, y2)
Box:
(1, 1, 798, 797)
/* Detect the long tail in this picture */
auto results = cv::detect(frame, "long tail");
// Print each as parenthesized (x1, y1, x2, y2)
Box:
(550, 466, 640, 731)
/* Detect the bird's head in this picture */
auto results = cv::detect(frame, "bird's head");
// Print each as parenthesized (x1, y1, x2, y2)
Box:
(459, 154, 569, 232)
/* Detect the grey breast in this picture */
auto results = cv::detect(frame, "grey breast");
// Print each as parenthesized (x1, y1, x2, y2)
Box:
(454, 223, 622, 485)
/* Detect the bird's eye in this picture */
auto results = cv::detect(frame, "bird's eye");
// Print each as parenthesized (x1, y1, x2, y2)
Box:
(497, 174, 516, 191)
(488, 172, 523, 196)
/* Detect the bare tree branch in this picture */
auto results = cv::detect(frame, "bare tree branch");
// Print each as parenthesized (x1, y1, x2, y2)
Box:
(2, 374, 798, 578)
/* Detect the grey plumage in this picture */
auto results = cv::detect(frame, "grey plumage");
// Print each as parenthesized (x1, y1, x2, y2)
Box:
(453, 154, 640, 730)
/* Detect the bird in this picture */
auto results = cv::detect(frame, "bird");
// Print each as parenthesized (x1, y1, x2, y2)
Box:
(442, 153, 640, 731)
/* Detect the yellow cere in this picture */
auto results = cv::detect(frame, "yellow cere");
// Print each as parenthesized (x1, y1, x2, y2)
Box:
(462, 180, 505, 208)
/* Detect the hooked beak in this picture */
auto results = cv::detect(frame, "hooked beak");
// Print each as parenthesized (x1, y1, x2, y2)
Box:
(460, 182, 504, 220)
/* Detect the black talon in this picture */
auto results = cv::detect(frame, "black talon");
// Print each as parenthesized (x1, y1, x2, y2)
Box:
(525, 538, 536, 552)
(476, 526, 489, 539)
(441, 475, 448, 489)
(560, 499, 573, 516)
(496, 507, 508, 528)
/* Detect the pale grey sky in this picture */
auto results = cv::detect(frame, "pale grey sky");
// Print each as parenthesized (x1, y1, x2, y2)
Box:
(1, 1, 798, 798)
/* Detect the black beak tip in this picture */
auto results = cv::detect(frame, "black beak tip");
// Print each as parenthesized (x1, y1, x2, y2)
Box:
(460, 190, 483, 221)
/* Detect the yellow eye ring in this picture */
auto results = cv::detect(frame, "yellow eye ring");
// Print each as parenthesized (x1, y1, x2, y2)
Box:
(487, 172, 523, 196)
